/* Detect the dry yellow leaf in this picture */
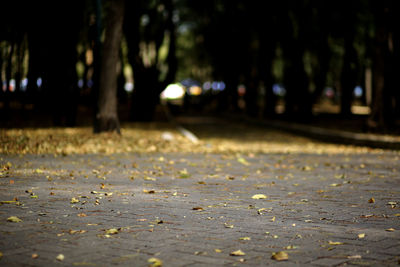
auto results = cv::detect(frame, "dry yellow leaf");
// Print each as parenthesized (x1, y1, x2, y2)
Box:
(230, 250, 246, 256)
(148, 257, 163, 267)
(224, 223, 234, 228)
(237, 157, 250, 166)
(270, 216, 276, 222)
(368, 198, 375, 203)
(386, 228, 395, 232)
(0, 251, 3, 259)
(252, 194, 267, 199)
(32, 253, 39, 259)
(271, 251, 288, 261)
(56, 254, 65, 261)
(70, 197, 79, 204)
(215, 249, 222, 253)
(7, 216, 22, 223)
(328, 241, 344, 245)
(358, 233, 365, 239)
(105, 228, 119, 235)
(239, 237, 251, 240)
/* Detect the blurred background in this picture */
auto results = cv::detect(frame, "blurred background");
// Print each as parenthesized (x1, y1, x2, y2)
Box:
(0, 0, 399, 133)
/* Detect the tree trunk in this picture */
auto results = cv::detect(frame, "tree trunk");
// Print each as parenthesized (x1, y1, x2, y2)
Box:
(94, 0, 125, 133)
(368, 3, 390, 130)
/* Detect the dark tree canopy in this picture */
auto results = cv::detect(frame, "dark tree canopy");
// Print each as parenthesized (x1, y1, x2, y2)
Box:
(0, 0, 398, 132)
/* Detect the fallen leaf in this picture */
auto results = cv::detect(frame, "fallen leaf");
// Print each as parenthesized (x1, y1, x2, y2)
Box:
(0, 251, 3, 259)
(237, 157, 250, 166)
(328, 241, 344, 245)
(105, 228, 119, 235)
(368, 198, 375, 203)
(192, 207, 204, 211)
(143, 189, 156, 194)
(71, 197, 79, 204)
(347, 255, 362, 259)
(302, 165, 312, 171)
(144, 176, 156, 181)
(224, 223, 234, 228)
(270, 216, 276, 222)
(56, 254, 65, 261)
(230, 250, 245, 256)
(330, 183, 342, 187)
(0, 200, 18, 204)
(386, 228, 395, 232)
(69, 230, 86, 234)
(387, 202, 397, 208)
(178, 169, 190, 178)
(239, 237, 251, 240)
(7, 216, 22, 223)
(252, 194, 267, 199)
(358, 233, 365, 239)
(271, 251, 288, 261)
(148, 257, 163, 267)
(215, 249, 222, 253)
(77, 213, 87, 217)
(32, 253, 39, 259)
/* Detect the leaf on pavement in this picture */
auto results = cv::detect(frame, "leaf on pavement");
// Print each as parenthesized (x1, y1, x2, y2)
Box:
(237, 157, 250, 166)
(358, 233, 365, 239)
(368, 198, 375, 203)
(7, 216, 22, 222)
(328, 241, 344, 245)
(252, 194, 267, 199)
(224, 223, 234, 228)
(105, 228, 119, 235)
(148, 257, 163, 267)
(230, 250, 246, 256)
(70, 197, 80, 204)
(56, 254, 65, 261)
(271, 251, 288, 261)
(178, 169, 190, 178)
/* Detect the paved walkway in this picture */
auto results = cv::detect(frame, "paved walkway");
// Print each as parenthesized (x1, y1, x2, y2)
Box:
(1, 120, 400, 266)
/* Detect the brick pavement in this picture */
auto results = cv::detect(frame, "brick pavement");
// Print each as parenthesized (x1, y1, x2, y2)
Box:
(1, 148, 399, 266)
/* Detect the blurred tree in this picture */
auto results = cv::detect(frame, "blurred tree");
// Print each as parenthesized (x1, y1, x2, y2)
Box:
(280, 0, 311, 119)
(124, 0, 177, 121)
(94, 0, 125, 133)
(339, 2, 359, 117)
(368, 0, 397, 130)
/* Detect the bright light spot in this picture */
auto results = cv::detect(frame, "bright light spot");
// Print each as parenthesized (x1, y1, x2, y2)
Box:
(354, 86, 363, 97)
(37, 77, 42, 88)
(324, 87, 334, 98)
(272, 84, 286, 96)
(78, 79, 84, 88)
(211, 81, 226, 91)
(203, 81, 211, 91)
(124, 82, 134, 92)
(21, 78, 28, 91)
(9, 79, 15, 92)
(238, 84, 246, 96)
(189, 86, 202, 96)
(161, 83, 185, 100)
